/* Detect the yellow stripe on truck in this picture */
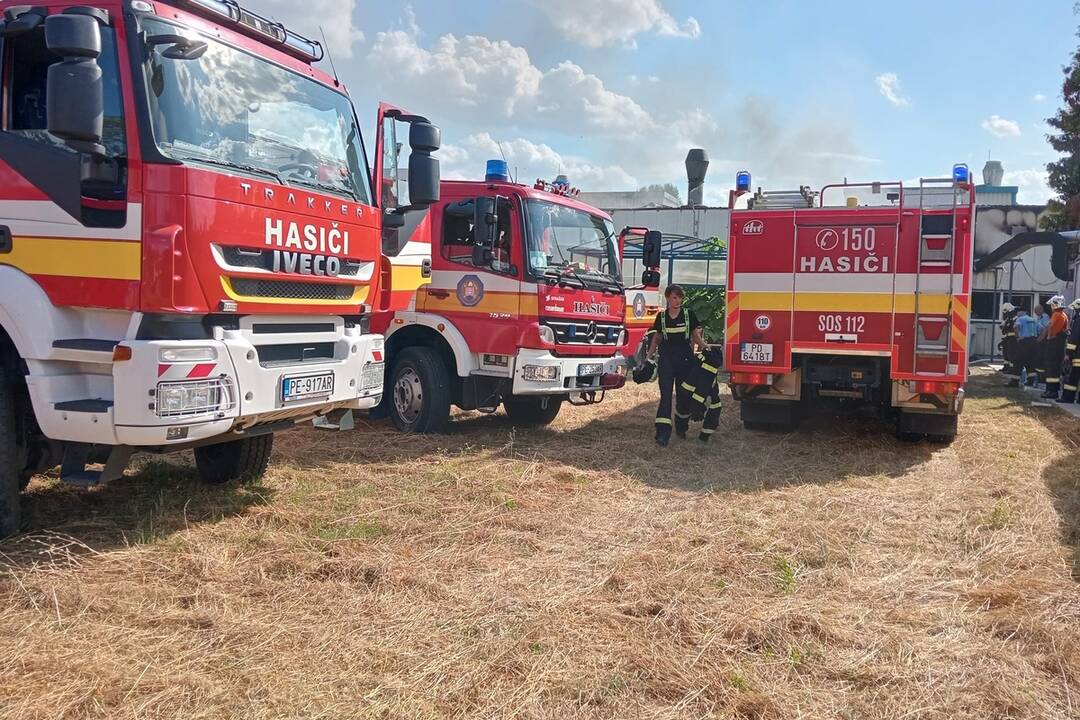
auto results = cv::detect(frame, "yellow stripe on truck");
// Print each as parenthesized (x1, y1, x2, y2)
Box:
(390, 264, 428, 293)
(3, 237, 141, 280)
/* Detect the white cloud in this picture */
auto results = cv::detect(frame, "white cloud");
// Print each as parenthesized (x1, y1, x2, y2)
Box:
(533, 0, 700, 48)
(982, 115, 1021, 138)
(1033, 93, 1047, 102)
(875, 73, 909, 107)
(249, 0, 365, 59)
(363, 30, 653, 136)
(1003, 169, 1051, 205)
(802, 151, 881, 164)
(441, 133, 638, 190)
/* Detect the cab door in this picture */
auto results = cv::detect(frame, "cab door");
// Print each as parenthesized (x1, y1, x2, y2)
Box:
(423, 191, 525, 358)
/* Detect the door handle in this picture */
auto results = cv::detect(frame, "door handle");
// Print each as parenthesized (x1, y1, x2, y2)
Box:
(0, 226, 10, 254)
(426, 288, 450, 299)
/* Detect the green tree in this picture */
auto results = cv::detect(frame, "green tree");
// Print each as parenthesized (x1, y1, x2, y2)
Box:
(1043, 11, 1080, 230)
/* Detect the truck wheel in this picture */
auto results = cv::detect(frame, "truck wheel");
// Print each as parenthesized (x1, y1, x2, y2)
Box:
(389, 347, 451, 434)
(503, 395, 564, 427)
(194, 434, 273, 485)
(0, 379, 21, 537)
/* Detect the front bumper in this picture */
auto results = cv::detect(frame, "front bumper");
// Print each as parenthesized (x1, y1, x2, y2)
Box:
(36, 316, 384, 448)
(511, 348, 627, 396)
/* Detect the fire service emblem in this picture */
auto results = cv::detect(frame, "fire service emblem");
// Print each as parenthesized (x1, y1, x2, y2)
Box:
(632, 293, 647, 319)
(457, 275, 485, 307)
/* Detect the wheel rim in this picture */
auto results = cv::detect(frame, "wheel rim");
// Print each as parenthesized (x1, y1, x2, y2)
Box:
(393, 367, 424, 424)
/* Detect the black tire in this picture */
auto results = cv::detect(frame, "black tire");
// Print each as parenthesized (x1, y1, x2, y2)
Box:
(194, 434, 273, 485)
(0, 378, 20, 537)
(503, 395, 564, 427)
(389, 347, 452, 434)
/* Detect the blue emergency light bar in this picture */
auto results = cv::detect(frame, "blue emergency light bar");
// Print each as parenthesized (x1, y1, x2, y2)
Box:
(486, 159, 510, 182)
(735, 171, 752, 192)
(952, 163, 970, 184)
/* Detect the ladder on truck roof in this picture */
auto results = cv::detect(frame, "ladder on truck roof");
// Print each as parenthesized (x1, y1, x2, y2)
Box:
(912, 176, 961, 376)
(747, 186, 817, 209)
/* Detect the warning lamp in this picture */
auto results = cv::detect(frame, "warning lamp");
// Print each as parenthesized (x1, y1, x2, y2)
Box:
(736, 171, 751, 192)
(485, 159, 509, 182)
(952, 163, 970, 184)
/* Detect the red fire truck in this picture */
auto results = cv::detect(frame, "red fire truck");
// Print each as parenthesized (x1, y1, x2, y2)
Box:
(725, 167, 975, 440)
(370, 164, 662, 432)
(0, 0, 440, 534)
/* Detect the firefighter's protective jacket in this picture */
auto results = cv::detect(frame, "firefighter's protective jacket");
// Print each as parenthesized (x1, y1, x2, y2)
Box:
(681, 347, 724, 422)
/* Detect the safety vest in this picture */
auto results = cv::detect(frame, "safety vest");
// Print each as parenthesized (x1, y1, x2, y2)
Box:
(660, 310, 691, 340)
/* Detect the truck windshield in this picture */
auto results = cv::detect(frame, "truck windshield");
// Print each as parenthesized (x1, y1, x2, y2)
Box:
(139, 18, 369, 204)
(524, 200, 621, 286)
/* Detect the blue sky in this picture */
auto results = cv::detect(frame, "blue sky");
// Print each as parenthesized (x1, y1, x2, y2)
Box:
(248, 0, 1075, 205)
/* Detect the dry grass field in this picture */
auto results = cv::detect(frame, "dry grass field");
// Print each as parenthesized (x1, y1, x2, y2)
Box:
(1, 368, 1078, 719)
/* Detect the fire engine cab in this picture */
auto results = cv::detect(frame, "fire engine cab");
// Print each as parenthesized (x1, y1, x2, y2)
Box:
(371, 162, 662, 432)
(0, 0, 440, 534)
(725, 167, 974, 440)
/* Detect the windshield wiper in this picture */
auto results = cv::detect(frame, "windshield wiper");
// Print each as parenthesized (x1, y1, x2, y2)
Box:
(541, 267, 586, 289)
(288, 176, 359, 202)
(170, 152, 286, 186)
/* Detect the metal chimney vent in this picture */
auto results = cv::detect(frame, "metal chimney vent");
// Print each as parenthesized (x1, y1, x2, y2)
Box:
(685, 148, 709, 207)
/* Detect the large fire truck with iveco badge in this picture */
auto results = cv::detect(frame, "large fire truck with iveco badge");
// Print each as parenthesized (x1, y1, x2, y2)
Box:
(0, 0, 440, 534)
(724, 167, 975, 440)
(370, 163, 662, 432)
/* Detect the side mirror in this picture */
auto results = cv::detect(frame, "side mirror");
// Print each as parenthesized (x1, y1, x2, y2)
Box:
(641, 269, 661, 289)
(472, 196, 497, 267)
(642, 229, 662, 269)
(45, 13, 105, 155)
(407, 122, 440, 208)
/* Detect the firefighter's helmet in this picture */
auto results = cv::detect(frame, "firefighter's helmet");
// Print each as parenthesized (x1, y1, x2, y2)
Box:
(632, 359, 657, 384)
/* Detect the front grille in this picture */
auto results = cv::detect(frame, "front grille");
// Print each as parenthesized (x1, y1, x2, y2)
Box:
(220, 246, 362, 277)
(542, 319, 623, 345)
(230, 278, 355, 301)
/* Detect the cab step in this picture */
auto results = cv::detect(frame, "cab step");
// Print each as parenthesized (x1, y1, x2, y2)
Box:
(54, 399, 113, 413)
(51, 339, 119, 362)
(59, 444, 132, 487)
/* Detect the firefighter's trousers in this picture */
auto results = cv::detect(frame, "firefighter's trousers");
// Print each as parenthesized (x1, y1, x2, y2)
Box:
(1062, 355, 1080, 403)
(1044, 334, 1068, 396)
(684, 381, 723, 441)
(656, 349, 693, 442)
(1019, 338, 1038, 379)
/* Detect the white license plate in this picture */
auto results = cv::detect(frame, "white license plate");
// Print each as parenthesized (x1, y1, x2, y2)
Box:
(578, 363, 604, 376)
(361, 362, 385, 390)
(282, 372, 334, 402)
(740, 343, 773, 363)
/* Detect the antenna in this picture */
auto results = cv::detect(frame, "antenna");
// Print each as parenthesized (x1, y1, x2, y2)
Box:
(497, 141, 515, 182)
(319, 27, 340, 86)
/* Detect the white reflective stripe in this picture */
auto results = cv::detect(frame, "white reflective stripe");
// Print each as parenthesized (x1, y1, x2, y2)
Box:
(700, 428, 715, 435)
(655, 417, 672, 425)
(0, 200, 143, 241)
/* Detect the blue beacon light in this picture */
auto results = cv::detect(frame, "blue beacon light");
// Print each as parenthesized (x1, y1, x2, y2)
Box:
(486, 159, 510, 182)
(735, 170, 752, 192)
(952, 163, 970, 184)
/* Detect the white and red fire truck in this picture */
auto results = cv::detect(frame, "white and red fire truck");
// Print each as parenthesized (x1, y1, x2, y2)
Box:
(370, 163, 662, 432)
(0, 0, 440, 534)
(724, 167, 975, 440)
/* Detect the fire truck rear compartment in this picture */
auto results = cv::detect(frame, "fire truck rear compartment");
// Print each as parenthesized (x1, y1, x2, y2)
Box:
(801, 354, 885, 403)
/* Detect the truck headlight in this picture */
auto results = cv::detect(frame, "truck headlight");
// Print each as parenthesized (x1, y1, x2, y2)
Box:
(522, 364, 560, 382)
(618, 329, 628, 345)
(156, 379, 233, 418)
(159, 346, 217, 362)
(538, 325, 556, 344)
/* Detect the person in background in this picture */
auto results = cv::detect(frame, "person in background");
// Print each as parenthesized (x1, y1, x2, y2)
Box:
(1059, 299, 1080, 404)
(999, 302, 1018, 375)
(1041, 296, 1070, 400)
(1034, 304, 1050, 385)
(647, 284, 705, 446)
(1014, 305, 1039, 387)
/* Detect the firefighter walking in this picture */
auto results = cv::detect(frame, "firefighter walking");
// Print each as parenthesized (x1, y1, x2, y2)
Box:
(647, 285, 705, 446)
(1059, 298, 1080, 405)
(1042, 296, 1070, 400)
(999, 302, 1018, 375)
